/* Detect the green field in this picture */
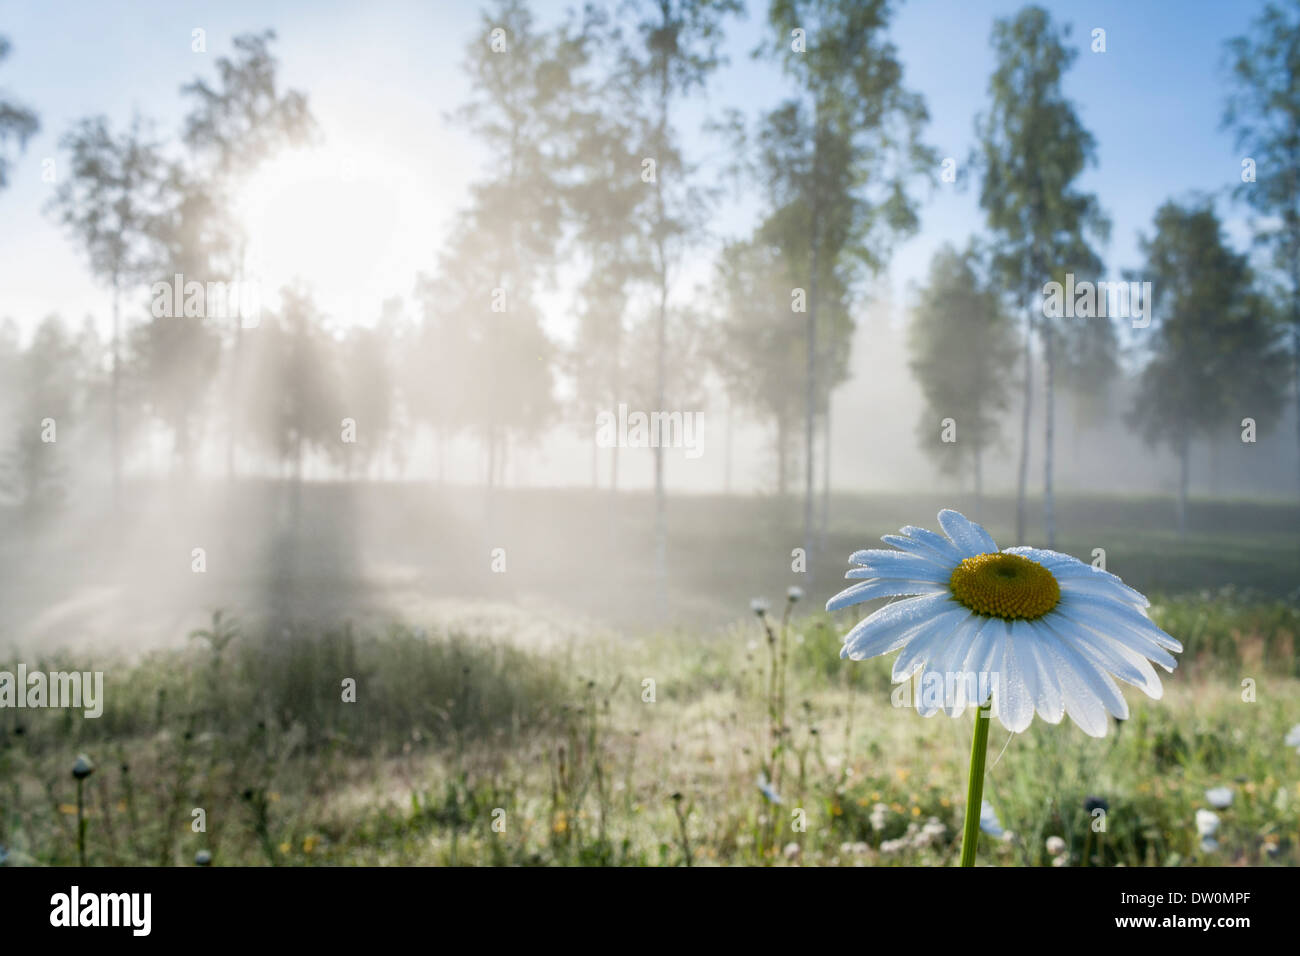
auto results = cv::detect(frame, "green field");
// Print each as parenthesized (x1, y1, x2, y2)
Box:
(1, 490, 1298, 866)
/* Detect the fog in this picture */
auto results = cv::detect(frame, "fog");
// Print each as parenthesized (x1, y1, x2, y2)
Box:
(2, 2, 1298, 657)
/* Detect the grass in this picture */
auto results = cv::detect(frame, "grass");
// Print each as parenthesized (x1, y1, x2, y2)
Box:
(2, 590, 1298, 867)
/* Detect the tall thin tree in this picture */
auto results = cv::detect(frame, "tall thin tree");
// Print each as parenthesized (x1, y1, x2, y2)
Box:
(974, 5, 1108, 546)
(1128, 201, 1288, 537)
(47, 114, 169, 507)
(1224, 0, 1300, 494)
(761, 0, 934, 576)
(180, 30, 316, 479)
(617, 0, 740, 602)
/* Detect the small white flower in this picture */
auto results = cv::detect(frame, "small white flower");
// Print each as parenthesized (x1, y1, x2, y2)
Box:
(1199, 836, 1220, 854)
(1285, 723, 1300, 752)
(880, 836, 908, 854)
(787, 586, 804, 603)
(827, 510, 1182, 736)
(750, 597, 770, 616)
(915, 817, 946, 847)
(1195, 808, 1220, 838)
(1205, 786, 1234, 809)
(1045, 835, 1066, 855)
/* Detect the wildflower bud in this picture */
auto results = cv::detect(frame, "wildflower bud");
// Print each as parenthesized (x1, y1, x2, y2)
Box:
(786, 586, 803, 603)
(195, 849, 213, 866)
(750, 597, 769, 616)
(71, 754, 94, 780)
(1045, 835, 1066, 855)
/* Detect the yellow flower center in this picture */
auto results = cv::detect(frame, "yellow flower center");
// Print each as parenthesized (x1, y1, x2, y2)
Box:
(949, 552, 1060, 621)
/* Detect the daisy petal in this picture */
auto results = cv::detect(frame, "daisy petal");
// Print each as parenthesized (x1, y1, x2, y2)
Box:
(847, 550, 953, 582)
(1046, 618, 1161, 698)
(893, 526, 967, 565)
(1055, 603, 1180, 671)
(839, 593, 963, 661)
(961, 616, 1009, 708)
(826, 577, 945, 612)
(1014, 620, 1064, 724)
(916, 614, 984, 717)
(892, 608, 972, 682)
(1062, 591, 1182, 652)
(994, 636, 1035, 733)
(937, 509, 999, 557)
(1047, 633, 1130, 721)
(1039, 632, 1122, 734)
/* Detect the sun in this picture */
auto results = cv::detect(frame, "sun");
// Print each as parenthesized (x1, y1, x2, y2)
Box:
(233, 143, 431, 327)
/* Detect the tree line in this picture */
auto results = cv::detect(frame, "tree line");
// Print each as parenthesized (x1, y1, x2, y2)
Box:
(0, 0, 1297, 563)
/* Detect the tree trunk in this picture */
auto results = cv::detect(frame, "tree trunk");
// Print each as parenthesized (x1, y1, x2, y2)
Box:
(820, 404, 830, 549)
(110, 276, 121, 511)
(653, 265, 667, 606)
(1015, 300, 1034, 544)
(776, 415, 787, 496)
(651, 58, 670, 613)
(226, 239, 247, 482)
(723, 396, 732, 494)
(1177, 434, 1190, 539)
(1293, 319, 1300, 496)
(803, 108, 823, 587)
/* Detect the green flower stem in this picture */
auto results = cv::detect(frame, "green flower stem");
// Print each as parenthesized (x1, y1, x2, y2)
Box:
(959, 704, 992, 867)
(76, 777, 87, 866)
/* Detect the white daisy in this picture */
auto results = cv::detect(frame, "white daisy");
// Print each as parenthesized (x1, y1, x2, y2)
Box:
(827, 509, 1182, 737)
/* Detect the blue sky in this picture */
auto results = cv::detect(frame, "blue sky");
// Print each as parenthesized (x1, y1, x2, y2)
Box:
(0, 0, 1271, 343)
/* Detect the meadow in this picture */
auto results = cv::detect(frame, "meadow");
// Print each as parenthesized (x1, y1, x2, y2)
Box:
(1, 489, 1298, 867)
